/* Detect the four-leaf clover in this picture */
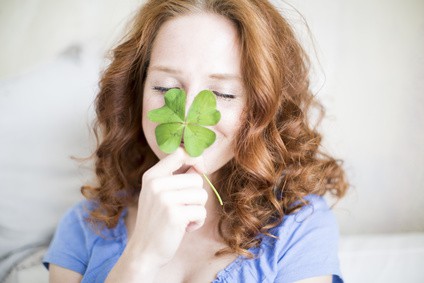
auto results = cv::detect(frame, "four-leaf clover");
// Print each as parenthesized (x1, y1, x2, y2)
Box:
(147, 88, 221, 157)
(147, 88, 224, 205)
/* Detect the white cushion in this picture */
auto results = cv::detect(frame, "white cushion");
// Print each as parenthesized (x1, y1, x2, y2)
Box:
(339, 233, 424, 282)
(0, 43, 101, 279)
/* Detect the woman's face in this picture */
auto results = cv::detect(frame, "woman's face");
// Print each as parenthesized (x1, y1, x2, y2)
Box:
(142, 12, 245, 175)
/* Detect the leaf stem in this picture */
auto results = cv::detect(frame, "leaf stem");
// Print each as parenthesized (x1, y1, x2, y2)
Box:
(202, 173, 223, 206)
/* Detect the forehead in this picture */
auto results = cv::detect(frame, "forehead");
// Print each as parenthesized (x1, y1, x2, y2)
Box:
(149, 12, 242, 76)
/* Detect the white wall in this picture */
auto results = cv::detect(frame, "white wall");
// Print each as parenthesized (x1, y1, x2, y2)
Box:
(0, 0, 423, 235)
(288, 0, 424, 234)
(0, 0, 143, 78)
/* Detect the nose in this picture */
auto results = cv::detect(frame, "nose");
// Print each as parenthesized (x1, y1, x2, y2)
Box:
(184, 87, 200, 111)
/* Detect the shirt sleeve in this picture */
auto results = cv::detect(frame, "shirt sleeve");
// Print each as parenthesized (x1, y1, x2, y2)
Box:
(275, 196, 344, 283)
(42, 202, 90, 275)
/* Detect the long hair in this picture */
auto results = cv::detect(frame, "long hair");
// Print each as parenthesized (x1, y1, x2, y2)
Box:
(82, 0, 349, 258)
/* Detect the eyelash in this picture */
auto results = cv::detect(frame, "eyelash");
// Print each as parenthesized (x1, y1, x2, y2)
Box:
(212, 91, 236, 100)
(152, 86, 178, 93)
(152, 86, 235, 100)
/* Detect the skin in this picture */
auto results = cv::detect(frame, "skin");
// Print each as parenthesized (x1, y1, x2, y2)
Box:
(49, 12, 332, 283)
(141, 15, 246, 178)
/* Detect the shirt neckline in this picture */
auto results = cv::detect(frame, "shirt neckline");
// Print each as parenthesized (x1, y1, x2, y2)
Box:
(116, 206, 247, 282)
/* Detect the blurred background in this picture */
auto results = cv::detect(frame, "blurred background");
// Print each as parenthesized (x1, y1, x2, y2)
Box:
(1, 0, 423, 282)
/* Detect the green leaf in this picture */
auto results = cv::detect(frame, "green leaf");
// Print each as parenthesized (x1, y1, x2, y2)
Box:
(187, 90, 221, 126)
(147, 89, 220, 157)
(147, 88, 186, 123)
(184, 124, 216, 157)
(155, 123, 184, 154)
(147, 89, 224, 205)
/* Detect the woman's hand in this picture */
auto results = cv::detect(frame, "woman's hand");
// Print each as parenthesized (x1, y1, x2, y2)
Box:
(106, 147, 208, 282)
(131, 147, 208, 264)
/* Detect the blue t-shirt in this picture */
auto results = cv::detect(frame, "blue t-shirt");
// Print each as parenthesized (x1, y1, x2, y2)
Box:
(43, 194, 343, 282)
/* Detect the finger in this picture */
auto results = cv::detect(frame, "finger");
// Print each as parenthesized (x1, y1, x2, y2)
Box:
(186, 221, 203, 233)
(163, 187, 208, 205)
(147, 147, 187, 178)
(147, 148, 207, 178)
(181, 206, 207, 232)
(184, 157, 207, 175)
(149, 174, 203, 192)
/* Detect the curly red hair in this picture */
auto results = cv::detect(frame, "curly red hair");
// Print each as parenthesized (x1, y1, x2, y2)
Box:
(82, 0, 348, 258)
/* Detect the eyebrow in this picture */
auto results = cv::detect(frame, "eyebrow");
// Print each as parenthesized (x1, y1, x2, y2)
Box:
(149, 65, 242, 81)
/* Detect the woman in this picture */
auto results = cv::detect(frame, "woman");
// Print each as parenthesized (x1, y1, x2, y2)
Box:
(43, 0, 348, 282)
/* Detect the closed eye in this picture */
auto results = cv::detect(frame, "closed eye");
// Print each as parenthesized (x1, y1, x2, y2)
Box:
(153, 87, 235, 100)
(213, 91, 236, 100)
(152, 86, 180, 93)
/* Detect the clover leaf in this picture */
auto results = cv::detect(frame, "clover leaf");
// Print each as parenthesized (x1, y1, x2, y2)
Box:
(147, 89, 221, 157)
(147, 88, 223, 205)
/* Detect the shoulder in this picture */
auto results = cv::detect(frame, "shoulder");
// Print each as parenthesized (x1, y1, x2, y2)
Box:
(269, 194, 343, 282)
(43, 200, 124, 276)
(271, 194, 340, 257)
(53, 200, 99, 241)
(277, 194, 338, 238)
(58, 200, 92, 224)
(218, 195, 343, 283)
(209, 195, 343, 283)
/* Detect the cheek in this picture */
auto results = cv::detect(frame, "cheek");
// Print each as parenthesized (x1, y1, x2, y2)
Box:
(142, 96, 159, 142)
(142, 92, 172, 160)
(143, 92, 163, 114)
(216, 103, 244, 139)
(141, 97, 150, 131)
(142, 93, 164, 125)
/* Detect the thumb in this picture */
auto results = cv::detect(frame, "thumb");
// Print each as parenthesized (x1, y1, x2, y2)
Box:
(148, 147, 188, 178)
(184, 154, 207, 175)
